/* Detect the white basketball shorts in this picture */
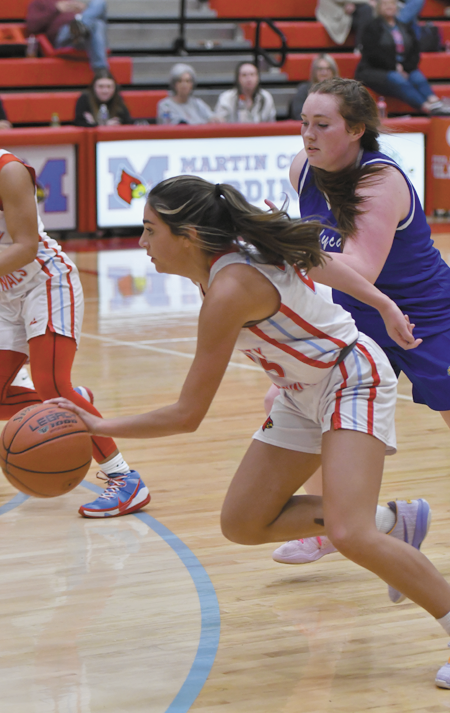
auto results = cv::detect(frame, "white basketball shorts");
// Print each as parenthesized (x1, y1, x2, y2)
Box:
(0, 262, 84, 356)
(253, 333, 398, 455)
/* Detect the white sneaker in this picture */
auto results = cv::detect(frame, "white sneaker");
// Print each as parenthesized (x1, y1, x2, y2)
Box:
(272, 536, 337, 564)
(386, 499, 431, 604)
(435, 658, 450, 688)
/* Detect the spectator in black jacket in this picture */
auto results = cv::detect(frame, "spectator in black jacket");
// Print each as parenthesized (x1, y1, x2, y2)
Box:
(355, 0, 449, 113)
(74, 69, 133, 126)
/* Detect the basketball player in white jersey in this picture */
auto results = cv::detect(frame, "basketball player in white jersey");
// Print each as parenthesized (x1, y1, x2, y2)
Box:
(0, 149, 150, 517)
(49, 175, 450, 687)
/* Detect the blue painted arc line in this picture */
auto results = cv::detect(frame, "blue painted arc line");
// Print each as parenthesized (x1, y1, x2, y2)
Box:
(0, 491, 30, 515)
(1, 481, 221, 713)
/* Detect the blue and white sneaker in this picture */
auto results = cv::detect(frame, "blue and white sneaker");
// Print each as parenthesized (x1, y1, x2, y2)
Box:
(387, 499, 431, 604)
(79, 470, 151, 518)
(74, 385, 95, 404)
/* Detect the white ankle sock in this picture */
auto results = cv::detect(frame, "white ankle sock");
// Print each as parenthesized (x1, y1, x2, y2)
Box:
(437, 612, 450, 636)
(100, 453, 130, 476)
(375, 505, 396, 534)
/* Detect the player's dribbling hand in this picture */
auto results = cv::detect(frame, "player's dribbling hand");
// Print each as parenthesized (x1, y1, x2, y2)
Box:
(45, 397, 104, 434)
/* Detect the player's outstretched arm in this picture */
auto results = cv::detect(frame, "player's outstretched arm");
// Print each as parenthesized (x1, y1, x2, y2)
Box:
(49, 264, 279, 438)
(309, 254, 422, 350)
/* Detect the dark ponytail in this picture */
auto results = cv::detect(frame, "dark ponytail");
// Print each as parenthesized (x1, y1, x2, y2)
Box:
(308, 77, 388, 241)
(147, 175, 325, 272)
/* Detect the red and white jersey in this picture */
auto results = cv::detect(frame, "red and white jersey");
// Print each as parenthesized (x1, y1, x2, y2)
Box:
(209, 251, 359, 388)
(0, 149, 75, 297)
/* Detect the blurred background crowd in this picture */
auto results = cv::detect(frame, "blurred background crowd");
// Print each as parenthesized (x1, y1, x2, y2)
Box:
(0, 0, 449, 131)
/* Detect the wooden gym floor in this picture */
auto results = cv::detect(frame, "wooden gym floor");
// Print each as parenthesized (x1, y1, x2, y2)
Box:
(1, 234, 450, 713)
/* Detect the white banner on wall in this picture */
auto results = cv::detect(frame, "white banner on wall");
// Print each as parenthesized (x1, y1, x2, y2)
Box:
(97, 135, 302, 227)
(378, 132, 424, 205)
(96, 132, 424, 228)
(11, 144, 76, 230)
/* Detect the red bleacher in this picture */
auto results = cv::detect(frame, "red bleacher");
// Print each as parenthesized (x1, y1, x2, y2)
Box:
(209, 0, 317, 18)
(0, 90, 168, 125)
(210, 0, 448, 17)
(283, 51, 450, 82)
(0, 56, 132, 88)
(242, 20, 450, 49)
(0, 0, 31, 21)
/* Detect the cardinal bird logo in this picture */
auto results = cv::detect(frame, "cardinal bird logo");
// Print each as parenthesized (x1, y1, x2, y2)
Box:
(117, 169, 147, 204)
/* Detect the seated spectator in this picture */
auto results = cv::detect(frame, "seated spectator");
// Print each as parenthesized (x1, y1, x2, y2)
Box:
(157, 64, 215, 125)
(0, 98, 11, 129)
(290, 54, 339, 120)
(74, 69, 133, 126)
(26, 0, 108, 72)
(215, 62, 276, 123)
(355, 0, 450, 114)
(316, 0, 375, 53)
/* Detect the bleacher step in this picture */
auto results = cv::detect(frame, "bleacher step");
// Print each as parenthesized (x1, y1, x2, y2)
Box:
(132, 55, 287, 85)
(106, 0, 216, 20)
(108, 22, 249, 51)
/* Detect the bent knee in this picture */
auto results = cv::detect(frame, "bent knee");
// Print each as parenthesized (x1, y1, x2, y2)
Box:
(326, 523, 377, 561)
(220, 509, 267, 546)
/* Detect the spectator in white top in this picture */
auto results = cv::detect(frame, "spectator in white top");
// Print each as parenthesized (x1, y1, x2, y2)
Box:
(157, 63, 215, 125)
(215, 61, 277, 123)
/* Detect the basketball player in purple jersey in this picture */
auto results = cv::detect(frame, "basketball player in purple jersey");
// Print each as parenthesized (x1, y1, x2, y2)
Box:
(270, 79, 450, 658)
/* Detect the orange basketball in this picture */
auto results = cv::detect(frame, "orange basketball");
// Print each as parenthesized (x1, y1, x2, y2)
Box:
(0, 404, 93, 497)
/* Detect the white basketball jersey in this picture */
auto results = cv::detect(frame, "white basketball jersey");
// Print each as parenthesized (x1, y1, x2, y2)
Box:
(209, 251, 358, 388)
(0, 149, 74, 297)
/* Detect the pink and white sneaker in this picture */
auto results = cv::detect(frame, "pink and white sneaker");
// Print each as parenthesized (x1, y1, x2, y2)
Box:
(272, 536, 337, 564)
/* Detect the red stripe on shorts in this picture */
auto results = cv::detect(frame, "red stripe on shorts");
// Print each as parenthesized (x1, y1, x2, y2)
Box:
(36, 259, 54, 332)
(41, 238, 76, 339)
(332, 360, 349, 430)
(355, 341, 381, 436)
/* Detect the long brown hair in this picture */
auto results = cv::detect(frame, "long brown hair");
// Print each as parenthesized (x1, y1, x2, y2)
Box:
(87, 69, 128, 122)
(147, 176, 325, 272)
(307, 78, 388, 241)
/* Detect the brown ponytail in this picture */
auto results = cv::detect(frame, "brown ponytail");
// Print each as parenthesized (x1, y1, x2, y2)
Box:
(147, 175, 326, 272)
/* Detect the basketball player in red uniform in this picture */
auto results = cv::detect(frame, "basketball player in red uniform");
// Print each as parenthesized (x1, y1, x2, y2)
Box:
(0, 149, 150, 517)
